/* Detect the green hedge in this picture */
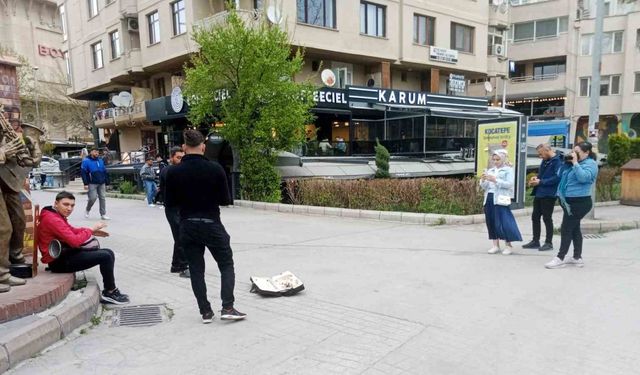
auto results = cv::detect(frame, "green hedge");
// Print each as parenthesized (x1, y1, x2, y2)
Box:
(630, 138, 640, 160)
(607, 134, 631, 167)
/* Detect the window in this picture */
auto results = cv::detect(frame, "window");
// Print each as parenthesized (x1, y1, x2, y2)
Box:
(637, 29, 640, 48)
(148, 11, 160, 44)
(451, 23, 474, 53)
(63, 51, 71, 84)
(413, 14, 435, 46)
(171, 1, 186, 36)
(334, 67, 352, 88)
(512, 17, 568, 42)
(254, 0, 264, 9)
(88, 0, 98, 18)
(635, 72, 640, 93)
(296, 0, 335, 29)
(109, 30, 121, 59)
(579, 75, 622, 96)
(360, 2, 385, 37)
(60, 5, 67, 41)
(155, 78, 166, 97)
(533, 60, 566, 79)
(580, 31, 624, 55)
(487, 26, 504, 55)
(91, 41, 103, 69)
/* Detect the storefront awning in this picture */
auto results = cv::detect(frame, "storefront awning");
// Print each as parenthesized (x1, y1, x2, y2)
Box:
(145, 96, 189, 122)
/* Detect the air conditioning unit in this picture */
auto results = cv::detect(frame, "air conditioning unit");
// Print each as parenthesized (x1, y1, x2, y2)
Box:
(492, 44, 506, 57)
(127, 17, 139, 32)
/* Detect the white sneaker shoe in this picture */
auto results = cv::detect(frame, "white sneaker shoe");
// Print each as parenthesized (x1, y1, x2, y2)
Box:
(85, 211, 90, 218)
(148, 204, 156, 207)
(564, 257, 584, 268)
(545, 257, 566, 269)
(502, 246, 513, 255)
(488, 246, 501, 254)
(101, 215, 111, 220)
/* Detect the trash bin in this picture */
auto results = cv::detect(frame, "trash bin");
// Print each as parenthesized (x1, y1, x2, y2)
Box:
(620, 159, 640, 206)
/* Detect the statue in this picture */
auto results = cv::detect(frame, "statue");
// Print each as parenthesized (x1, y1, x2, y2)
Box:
(0, 106, 44, 292)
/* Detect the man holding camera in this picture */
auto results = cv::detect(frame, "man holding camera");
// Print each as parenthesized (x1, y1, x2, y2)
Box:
(523, 144, 562, 251)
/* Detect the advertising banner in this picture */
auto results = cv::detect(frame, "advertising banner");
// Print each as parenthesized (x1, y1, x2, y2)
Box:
(476, 119, 521, 199)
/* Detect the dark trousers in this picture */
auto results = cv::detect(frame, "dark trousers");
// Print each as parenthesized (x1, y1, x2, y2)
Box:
(165, 207, 188, 270)
(558, 197, 593, 260)
(49, 248, 116, 291)
(180, 218, 235, 314)
(532, 197, 556, 244)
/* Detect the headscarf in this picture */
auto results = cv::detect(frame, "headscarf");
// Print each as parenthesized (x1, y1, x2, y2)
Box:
(492, 149, 509, 168)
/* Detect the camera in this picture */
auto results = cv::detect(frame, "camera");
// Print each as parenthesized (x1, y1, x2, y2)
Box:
(564, 154, 573, 162)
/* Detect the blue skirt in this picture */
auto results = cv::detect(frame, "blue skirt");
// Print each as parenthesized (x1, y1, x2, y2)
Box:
(484, 193, 522, 242)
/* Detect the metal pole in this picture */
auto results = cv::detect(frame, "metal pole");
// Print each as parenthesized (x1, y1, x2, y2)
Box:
(33, 68, 40, 128)
(502, 5, 510, 109)
(587, 0, 605, 219)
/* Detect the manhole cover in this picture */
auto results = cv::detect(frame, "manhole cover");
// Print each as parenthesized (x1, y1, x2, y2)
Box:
(112, 304, 166, 327)
(583, 233, 605, 239)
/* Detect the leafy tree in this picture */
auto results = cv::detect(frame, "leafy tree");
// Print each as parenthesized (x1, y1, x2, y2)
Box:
(607, 133, 631, 168)
(184, 7, 315, 202)
(374, 139, 390, 178)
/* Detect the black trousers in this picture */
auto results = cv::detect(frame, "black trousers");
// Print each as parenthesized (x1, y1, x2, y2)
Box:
(49, 248, 116, 291)
(164, 207, 188, 270)
(180, 218, 235, 314)
(558, 197, 593, 260)
(532, 197, 557, 244)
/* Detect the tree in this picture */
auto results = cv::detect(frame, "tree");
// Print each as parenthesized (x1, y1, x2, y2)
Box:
(374, 139, 390, 178)
(184, 7, 315, 202)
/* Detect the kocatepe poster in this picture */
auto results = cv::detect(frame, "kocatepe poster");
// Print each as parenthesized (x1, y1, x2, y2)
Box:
(476, 120, 518, 178)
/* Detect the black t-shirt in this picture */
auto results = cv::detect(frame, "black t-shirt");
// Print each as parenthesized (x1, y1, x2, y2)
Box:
(164, 154, 231, 219)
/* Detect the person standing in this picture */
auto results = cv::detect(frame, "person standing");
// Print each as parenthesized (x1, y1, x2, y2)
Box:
(81, 148, 110, 220)
(140, 157, 157, 207)
(523, 144, 562, 251)
(480, 149, 523, 255)
(545, 142, 598, 269)
(159, 147, 189, 278)
(165, 130, 246, 324)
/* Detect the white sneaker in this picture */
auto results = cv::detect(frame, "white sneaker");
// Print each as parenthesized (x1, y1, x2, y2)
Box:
(487, 246, 501, 254)
(148, 204, 156, 207)
(545, 257, 566, 269)
(502, 246, 513, 255)
(85, 211, 90, 218)
(564, 257, 584, 268)
(101, 215, 111, 220)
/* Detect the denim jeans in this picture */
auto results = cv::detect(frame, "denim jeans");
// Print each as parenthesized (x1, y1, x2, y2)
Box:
(143, 180, 157, 204)
(180, 218, 235, 314)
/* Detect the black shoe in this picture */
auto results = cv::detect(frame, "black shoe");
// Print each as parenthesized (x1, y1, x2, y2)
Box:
(522, 240, 540, 249)
(170, 266, 186, 273)
(220, 307, 247, 321)
(202, 311, 214, 324)
(538, 243, 554, 251)
(179, 269, 190, 278)
(101, 288, 130, 305)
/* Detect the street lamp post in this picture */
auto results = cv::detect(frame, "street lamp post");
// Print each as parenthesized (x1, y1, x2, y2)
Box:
(32, 66, 41, 129)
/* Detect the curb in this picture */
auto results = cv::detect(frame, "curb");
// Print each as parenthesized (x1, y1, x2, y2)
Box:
(233, 200, 637, 233)
(40, 189, 146, 201)
(0, 279, 100, 372)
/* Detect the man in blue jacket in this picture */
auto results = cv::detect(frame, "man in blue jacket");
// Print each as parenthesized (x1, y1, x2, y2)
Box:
(523, 144, 561, 251)
(81, 148, 110, 220)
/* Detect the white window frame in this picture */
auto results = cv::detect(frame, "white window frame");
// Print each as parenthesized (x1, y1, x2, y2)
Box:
(88, 0, 98, 18)
(580, 31, 624, 55)
(91, 41, 103, 70)
(488, 26, 504, 55)
(109, 30, 121, 59)
(512, 17, 568, 42)
(171, 0, 186, 36)
(579, 75, 622, 97)
(334, 67, 353, 89)
(147, 11, 161, 45)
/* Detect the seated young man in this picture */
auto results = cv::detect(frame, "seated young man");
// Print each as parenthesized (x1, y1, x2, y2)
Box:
(37, 191, 129, 305)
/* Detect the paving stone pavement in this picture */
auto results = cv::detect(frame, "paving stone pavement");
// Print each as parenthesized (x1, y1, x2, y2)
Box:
(7, 191, 640, 375)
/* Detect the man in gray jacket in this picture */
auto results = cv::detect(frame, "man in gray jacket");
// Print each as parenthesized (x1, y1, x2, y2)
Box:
(140, 157, 157, 207)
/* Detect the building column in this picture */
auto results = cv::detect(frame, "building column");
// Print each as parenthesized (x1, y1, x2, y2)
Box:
(381, 61, 391, 88)
(430, 68, 439, 93)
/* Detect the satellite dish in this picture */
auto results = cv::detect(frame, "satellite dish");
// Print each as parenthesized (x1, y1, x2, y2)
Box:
(111, 95, 123, 107)
(266, 5, 282, 24)
(484, 81, 493, 94)
(118, 91, 133, 107)
(321, 69, 336, 87)
(366, 78, 375, 87)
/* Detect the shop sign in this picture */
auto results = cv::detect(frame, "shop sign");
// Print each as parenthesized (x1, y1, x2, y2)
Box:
(38, 45, 64, 59)
(313, 88, 348, 109)
(448, 74, 466, 93)
(429, 46, 458, 64)
(170, 86, 184, 113)
(348, 86, 427, 106)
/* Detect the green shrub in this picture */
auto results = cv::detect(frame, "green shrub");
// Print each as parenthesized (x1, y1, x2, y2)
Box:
(374, 139, 390, 179)
(607, 134, 631, 167)
(118, 181, 137, 195)
(629, 138, 640, 160)
(596, 167, 620, 202)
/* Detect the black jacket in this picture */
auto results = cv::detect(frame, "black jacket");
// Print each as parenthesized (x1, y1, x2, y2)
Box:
(164, 154, 231, 219)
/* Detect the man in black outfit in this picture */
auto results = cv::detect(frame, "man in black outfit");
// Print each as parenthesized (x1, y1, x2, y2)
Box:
(164, 130, 246, 324)
(159, 147, 189, 278)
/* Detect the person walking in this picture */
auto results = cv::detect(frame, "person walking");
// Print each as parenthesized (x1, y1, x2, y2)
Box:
(523, 144, 562, 251)
(140, 157, 157, 207)
(164, 130, 246, 324)
(545, 142, 598, 269)
(159, 147, 189, 278)
(480, 149, 522, 255)
(81, 148, 110, 220)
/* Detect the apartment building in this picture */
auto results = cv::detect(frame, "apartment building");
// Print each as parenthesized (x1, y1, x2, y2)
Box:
(0, 0, 91, 142)
(58, 0, 508, 158)
(469, 0, 640, 153)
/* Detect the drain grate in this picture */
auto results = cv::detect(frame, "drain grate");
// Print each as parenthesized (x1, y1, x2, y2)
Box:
(583, 233, 606, 239)
(113, 304, 165, 327)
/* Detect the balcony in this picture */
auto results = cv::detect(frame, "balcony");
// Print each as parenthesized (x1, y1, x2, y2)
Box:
(194, 9, 263, 31)
(94, 102, 147, 129)
(507, 73, 567, 98)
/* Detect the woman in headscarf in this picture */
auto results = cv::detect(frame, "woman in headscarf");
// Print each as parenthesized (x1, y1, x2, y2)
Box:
(544, 142, 598, 269)
(480, 149, 522, 255)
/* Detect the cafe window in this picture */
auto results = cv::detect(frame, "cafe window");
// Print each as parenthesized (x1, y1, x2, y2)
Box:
(171, 0, 186, 36)
(148, 11, 160, 45)
(413, 14, 435, 46)
(360, 1, 385, 37)
(296, 0, 336, 29)
(451, 22, 474, 53)
(91, 41, 103, 69)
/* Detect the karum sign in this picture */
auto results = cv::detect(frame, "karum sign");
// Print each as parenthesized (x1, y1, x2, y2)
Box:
(38, 45, 64, 59)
